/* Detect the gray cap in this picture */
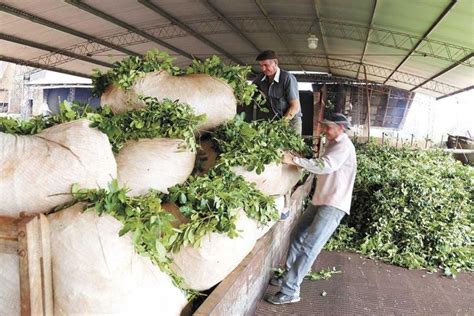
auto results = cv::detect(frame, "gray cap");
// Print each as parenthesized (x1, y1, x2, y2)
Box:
(320, 113, 351, 130)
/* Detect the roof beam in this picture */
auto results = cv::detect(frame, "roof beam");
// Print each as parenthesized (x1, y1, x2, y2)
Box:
(254, 0, 305, 71)
(138, 0, 245, 65)
(0, 55, 90, 78)
(436, 85, 473, 100)
(0, 3, 139, 57)
(234, 16, 473, 66)
(202, 0, 261, 53)
(356, 0, 378, 79)
(64, 0, 195, 60)
(238, 54, 461, 95)
(409, 52, 473, 92)
(383, 0, 457, 84)
(0, 33, 113, 68)
(312, 0, 332, 73)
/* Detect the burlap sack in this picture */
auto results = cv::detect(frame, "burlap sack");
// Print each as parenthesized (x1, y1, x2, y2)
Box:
(48, 204, 187, 316)
(169, 209, 257, 291)
(101, 71, 237, 132)
(116, 138, 195, 195)
(231, 163, 301, 196)
(0, 120, 117, 217)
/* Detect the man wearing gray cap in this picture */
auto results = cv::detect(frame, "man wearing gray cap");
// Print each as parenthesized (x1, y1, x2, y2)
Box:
(266, 113, 357, 305)
(254, 50, 302, 135)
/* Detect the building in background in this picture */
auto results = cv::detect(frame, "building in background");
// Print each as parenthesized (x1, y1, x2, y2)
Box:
(0, 61, 98, 117)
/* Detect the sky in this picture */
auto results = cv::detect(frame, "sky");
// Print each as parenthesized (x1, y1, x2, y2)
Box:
(401, 90, 474, 142)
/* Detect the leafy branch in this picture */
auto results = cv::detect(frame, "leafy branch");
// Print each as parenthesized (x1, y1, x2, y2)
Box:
(211, 114, 310, 174)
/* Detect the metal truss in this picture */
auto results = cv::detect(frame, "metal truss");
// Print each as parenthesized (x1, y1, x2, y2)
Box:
(7, 15, 469, 96)
(234, 17, 474, 67)
(237, 54, 460, 95)
(29, 15, 472, 70)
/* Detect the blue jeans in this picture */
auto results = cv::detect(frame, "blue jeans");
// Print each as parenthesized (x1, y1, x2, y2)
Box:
(280, 204, 346, 296)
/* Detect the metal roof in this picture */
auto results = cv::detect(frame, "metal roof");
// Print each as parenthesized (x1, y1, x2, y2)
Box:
(0, 0, 473, 99)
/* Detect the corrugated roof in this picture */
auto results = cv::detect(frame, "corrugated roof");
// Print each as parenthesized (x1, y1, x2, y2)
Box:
(0, 0, 472, 99)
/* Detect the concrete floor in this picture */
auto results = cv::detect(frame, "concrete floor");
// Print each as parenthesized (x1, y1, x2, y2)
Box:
(255, 250, 474, 315)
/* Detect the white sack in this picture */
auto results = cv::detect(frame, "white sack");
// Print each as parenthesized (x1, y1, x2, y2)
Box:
(254, 195, 285, 240)
(0, 254, 20, 316)
(169, 210, 257, 291)
(116, 138, 195, 195)
(101, 71, 237, 132)
(48, 204, 187, 316)
(231, 163, 301, 196)
(0, 120, 117, 217)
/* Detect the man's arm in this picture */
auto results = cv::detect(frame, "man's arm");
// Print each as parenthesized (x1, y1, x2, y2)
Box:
(284, 99, 301, 120)
(285, 143, 351, 175)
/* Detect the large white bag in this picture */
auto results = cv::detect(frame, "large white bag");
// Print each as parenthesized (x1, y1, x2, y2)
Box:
(254, 195, 285, 240)
(0, 254, 19, 315)
(116, 138, 195, 195)
(48, 204, 187, 316)
(231, 163, 301, 196)
(169, 209, 258, 291)
(0, 120, 117, 217)
(101, 71, 237, 132)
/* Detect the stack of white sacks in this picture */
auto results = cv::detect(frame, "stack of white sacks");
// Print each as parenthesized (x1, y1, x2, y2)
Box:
(0, 71, 300, 315)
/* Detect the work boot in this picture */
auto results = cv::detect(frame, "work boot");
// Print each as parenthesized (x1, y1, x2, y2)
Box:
(269, 276, 283, 287)
(265, 291, 301, 305)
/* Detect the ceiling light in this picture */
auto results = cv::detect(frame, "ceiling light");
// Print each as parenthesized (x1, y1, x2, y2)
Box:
(307, 34, 319, 49)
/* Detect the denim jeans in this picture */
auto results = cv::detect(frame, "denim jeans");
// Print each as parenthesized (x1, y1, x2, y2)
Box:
(280, 204, 346, 296)
(290, 116, 302, 136)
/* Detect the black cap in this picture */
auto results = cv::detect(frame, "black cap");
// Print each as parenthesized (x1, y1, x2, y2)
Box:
(256, 50, 278, 61)
(320, 113, 351, 130)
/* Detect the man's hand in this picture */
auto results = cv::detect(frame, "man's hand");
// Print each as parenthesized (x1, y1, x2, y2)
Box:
(282, 151, 297, 166)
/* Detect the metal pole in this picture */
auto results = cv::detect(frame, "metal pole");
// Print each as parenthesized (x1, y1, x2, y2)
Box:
(396, 133, 399, 147)
(363, 65, 371, 142)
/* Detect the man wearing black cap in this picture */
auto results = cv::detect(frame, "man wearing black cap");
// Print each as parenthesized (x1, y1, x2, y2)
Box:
(266, 113, 357, 305)
(254, 50, 302, 135)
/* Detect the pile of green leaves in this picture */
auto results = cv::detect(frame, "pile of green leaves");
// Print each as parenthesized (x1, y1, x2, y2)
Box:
(0, 98, 204, 153)
(88, 96, 205, 152)
(91, 49, 265, 110)
(69, 180, 174, 269)
(0, 101, 94, 135)
(165, 168, 278, 252)
(186, 55, 266, 109)
(91, 49, 181, 96)
(211, 114, 310, 174)
(326, 143, 473, 276)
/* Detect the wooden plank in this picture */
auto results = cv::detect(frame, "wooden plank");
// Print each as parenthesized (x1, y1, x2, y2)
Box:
(0, 215, 19, 241)
(0, 238, 18, 254)
(39, 214, 53, 316)
(18, 214, 54, 316)
(18, 216, 33, 316)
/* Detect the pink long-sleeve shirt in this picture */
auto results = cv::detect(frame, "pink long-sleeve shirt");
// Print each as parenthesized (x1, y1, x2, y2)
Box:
(293, 133, 357, 214)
